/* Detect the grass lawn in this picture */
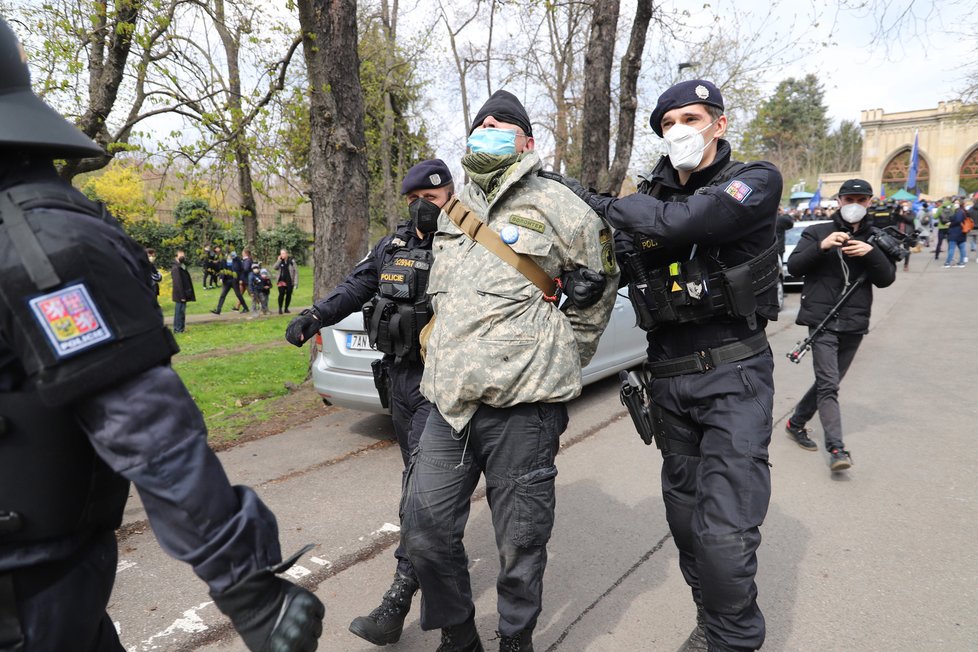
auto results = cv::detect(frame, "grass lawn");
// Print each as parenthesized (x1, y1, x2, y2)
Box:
(164, 269, 331, 445)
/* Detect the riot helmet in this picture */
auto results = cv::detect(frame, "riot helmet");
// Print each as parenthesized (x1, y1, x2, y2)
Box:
(0, 17, 104, 159)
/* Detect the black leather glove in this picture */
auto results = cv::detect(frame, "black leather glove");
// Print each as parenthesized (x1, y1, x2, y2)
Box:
(539, 170, 613, 216)
(211, 547, 325, 652)
(560, 267, 607, 309)
(285, 307, 323, 347)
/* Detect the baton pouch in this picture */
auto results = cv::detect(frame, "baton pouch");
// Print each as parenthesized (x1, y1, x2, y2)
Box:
(370, 358, 391, 410)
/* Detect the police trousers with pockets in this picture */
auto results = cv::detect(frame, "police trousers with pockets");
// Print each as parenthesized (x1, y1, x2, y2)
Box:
(652, 349, 774, 652)
(388, 360, 432, 581)
(400, 402, 568, 637)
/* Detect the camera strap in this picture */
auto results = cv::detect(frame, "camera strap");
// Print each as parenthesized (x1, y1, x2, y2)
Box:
(442, 196, 558, 300)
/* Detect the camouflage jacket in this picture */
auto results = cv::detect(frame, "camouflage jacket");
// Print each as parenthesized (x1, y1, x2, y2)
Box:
(421, 151, 619, 430)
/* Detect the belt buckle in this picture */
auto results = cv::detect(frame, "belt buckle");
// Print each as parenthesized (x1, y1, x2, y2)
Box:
(696, 349, 714, 372)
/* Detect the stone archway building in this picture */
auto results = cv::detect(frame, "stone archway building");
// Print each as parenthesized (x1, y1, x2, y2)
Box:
(820, 101, 978, 199)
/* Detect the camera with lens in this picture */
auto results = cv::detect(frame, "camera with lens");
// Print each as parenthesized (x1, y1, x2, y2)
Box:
(870, 226, 918, 263)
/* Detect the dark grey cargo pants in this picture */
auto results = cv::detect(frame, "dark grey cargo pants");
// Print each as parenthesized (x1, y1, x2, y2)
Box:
(400, 402, 568, 637)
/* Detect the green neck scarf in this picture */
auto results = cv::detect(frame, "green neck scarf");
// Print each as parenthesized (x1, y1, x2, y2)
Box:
(462, 152, 523, 204)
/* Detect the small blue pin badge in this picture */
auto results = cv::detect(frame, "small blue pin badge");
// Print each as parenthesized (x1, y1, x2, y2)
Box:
(501, 225, 520, 245)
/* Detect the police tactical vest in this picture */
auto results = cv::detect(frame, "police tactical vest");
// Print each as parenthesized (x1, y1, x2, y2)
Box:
(364, 241, 433, 362)
(625, 159, 780, 331)
(0, 181, 178, 407)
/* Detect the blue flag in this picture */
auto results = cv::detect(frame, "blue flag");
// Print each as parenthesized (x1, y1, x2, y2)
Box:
(808, 180, 822, 211)
(906, 130, 919, 190)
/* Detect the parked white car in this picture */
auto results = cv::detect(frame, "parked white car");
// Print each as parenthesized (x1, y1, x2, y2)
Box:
(312, 292, 648, 414)
(783, 220, 831, 288)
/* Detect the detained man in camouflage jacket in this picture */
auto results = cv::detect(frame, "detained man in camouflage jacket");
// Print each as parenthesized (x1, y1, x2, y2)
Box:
(400, 90, 619, 652)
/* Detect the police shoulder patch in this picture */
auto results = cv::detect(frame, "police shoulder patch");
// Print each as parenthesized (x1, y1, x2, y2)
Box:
(723, 180, 753, 203)
(29, 282, 114, 358)
(508, 214, 546, 233)
(599, 228, 617, 274)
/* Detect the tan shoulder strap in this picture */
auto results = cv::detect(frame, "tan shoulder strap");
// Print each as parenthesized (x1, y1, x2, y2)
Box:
(442, 196, 557, 299)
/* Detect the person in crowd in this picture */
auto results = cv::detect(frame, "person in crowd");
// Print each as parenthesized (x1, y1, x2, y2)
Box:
(211, 251, 249, 315)
(966, 199, 978, 262)
(257, 268, 272, 314)
(145, 248, 161, 297)
(287, 159, 455, 647)
(0, 17, 323, 651)
(171, 249, 195, 333)
(398, 90, 617, 652)
(558, 79, 782, 652)
(274, 249, 298, 314)
(237, 248, 253, 311)
(202, 244, 219, 289)
(247, 262, 263, 315)
(933, 201, 951, 259)
(785, 179, 896, 471)
(943, 200, 967, 267)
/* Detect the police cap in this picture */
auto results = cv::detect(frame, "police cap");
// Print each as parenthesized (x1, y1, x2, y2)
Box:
(648, 79, 724, 137)
(401, 159, 453, 195)
(837, 178, 874, 197)
(0, 18, 104, 159)
(469, 90, 533, 137)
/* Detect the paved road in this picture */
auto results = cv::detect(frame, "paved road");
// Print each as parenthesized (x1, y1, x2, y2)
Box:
(110, 254, 977, 651)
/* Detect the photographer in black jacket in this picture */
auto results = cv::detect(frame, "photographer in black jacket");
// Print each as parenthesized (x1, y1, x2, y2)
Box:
(784, 179, 896, 471)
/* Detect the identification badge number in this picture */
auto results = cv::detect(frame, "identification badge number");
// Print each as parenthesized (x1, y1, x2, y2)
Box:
(29, 283, 114, 358)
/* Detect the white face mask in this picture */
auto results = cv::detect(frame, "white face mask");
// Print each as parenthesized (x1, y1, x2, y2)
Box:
(664, 119, 716, 171)
(840, 203, 867, 224)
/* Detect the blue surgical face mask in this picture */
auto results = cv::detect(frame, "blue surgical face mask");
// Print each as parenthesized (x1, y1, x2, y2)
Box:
(467, 127, 518, 155)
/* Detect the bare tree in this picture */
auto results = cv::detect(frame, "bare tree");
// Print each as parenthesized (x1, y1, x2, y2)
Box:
(580, 0, 620, 191)
(295, 0, 369, 298)
(438, 0, 483, 132)
(606, 0, 654, 194)
(378, 0, 400, 231)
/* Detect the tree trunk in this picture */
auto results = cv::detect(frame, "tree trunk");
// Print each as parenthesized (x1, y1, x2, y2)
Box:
(381, 0, 399, 233)
(580, 0, 620, 191)
(213, 0, 259, 248)
(607, 0, 653, 195)
(59, 1, 140, 181)
(296, 0, 369, 300)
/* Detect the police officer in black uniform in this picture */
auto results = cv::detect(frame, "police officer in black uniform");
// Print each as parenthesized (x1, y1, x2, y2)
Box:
(0, 19, 323, 651)
(286, 159, 452, 646)
(562, 80, 782, 652)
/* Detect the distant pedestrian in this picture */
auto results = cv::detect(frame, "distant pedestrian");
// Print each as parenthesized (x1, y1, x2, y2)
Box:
(966, 200, 978, 260)
(248, 263, 262, 315)
(170, 249, 196, 333)
(202, 244, 219, 288)
(210, 252, 249, 314)
(274, 249, 298, 314)
(943, 201, 967, 268)
(257, 268, 272, 314)
(237, 248, 253, 311)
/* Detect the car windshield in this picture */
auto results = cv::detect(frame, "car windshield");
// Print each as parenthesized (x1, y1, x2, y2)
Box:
(785, 228, 805, 246)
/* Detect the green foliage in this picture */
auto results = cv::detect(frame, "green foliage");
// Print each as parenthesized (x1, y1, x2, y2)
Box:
(126, 219, 182, 263)
(81, 162, 154, 225)
(740, 74, 830, 175)
(254, 222, 312, 266)
(173, 198, 221, 258)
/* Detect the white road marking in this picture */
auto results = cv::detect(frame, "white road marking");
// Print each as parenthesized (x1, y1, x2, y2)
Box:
(116, 559, 137, 574)
(285, 565, 311, 579)
(371, 522, 400, 536)
(309, 556, 332, 567)
(136, 601, 212, 650)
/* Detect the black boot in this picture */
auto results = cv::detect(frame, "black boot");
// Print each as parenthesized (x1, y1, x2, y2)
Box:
(348, 573, 419, 645)
(498, 629, 533, 651)
(436, 610, 484, 652)
(676, 605, 707, 652)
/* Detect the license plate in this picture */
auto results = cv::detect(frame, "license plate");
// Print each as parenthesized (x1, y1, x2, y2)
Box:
(345, 332, 372, 351)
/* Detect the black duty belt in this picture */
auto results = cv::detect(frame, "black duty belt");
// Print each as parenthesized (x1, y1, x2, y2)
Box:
(645, 331, 768, 378)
